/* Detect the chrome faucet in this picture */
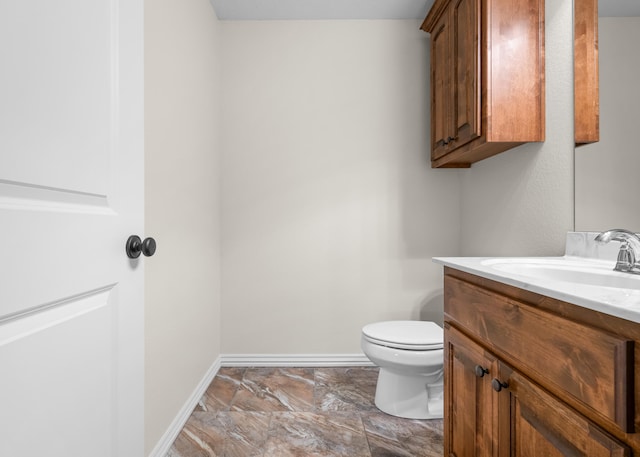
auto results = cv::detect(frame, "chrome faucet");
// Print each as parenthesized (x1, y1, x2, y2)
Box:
(595, 229, 640, 274)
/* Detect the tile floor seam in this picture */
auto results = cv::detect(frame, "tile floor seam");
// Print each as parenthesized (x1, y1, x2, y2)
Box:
(358, 412, 374, 457)
(227, 367, 246, 413)
(312, 367, 319, 413)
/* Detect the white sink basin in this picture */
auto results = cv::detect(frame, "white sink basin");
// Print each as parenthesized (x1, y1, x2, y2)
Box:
(481, 258, 640, 290)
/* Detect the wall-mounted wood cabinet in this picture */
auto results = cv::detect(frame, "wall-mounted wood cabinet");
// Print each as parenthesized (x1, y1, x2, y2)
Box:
(421, 0, 545, 168)
(443, 268, 640, 455)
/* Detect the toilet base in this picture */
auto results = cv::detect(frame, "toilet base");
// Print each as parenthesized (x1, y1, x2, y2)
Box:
(374, 368, 443, 420)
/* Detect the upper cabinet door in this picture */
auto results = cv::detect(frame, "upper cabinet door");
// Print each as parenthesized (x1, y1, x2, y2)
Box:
(430, 9, 453, 160)
(452, 0, 482, 150)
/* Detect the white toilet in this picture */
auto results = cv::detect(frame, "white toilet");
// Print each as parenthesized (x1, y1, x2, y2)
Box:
(361, 320, 444, 420)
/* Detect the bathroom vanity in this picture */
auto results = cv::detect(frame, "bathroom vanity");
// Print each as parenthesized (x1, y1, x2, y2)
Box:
(435, 237, 640, 455)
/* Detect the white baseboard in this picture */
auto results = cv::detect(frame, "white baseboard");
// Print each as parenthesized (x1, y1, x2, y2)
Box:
(221, 353, 374, 367)
(148, 356, 221, 457)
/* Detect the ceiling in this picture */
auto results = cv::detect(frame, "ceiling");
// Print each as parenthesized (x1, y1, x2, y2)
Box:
(209, 0, 434, 20)
(209, 0, 640, 21)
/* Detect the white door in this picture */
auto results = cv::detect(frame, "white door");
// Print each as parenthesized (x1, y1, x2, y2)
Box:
(0, 1, 144, 456)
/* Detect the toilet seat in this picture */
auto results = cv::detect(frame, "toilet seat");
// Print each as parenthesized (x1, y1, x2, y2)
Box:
(362, 320, 443, 351)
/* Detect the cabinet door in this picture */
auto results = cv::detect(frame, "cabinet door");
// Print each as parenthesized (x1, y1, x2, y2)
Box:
(498, 364, 630, 457)
(451, 0, 481, 148)
(446, 324, 498, 457)
(430, 9, 453, 161)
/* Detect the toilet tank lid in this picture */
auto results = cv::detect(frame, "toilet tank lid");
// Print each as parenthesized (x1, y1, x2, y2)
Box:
(362, 321, 443, 349)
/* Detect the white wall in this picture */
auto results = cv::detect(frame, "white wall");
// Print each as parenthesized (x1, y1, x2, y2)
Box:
(575, 17, 640, 232)
(144, 0, 222, 454)
(220, 20, 461, 354)
(459, 0, 575, 256)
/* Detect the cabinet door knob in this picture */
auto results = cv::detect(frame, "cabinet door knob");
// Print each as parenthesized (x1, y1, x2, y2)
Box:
(491, 378, 508, 392)
(474, 365, 489, 377)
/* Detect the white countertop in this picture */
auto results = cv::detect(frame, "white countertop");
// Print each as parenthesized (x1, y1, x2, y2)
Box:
(433, 255, 640, 324)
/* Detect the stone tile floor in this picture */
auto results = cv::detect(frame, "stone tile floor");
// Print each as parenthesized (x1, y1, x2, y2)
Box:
(167, 366, 443, 457)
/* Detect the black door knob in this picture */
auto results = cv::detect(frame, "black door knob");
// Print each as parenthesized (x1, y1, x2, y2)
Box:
(126, 235, 157, 259)
(491, 378, 508, 392)
(474, 365, 489, 378)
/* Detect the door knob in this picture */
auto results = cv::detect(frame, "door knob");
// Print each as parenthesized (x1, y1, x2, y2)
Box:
(126, 235, 157, 259)
(474, 365, 489, 378)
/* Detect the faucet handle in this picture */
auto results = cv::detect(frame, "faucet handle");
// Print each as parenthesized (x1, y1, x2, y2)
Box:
(616, 242, 635, 272)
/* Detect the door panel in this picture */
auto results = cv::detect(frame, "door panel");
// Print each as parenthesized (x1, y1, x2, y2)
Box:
(0, 1, 144, 456)
(446, 324, 498, 457)
(500, 365, 630, 457)
(452, 0, 481, 147)
(431, 11, 452, 160)
(0, 1, 112, 195)
(0, 291, 114, 455)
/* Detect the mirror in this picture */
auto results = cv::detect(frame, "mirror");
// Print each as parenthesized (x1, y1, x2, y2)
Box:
(574, 2, 640, 232)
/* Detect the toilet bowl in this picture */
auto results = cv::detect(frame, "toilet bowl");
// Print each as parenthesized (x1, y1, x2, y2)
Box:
(361, 320, 444, 420)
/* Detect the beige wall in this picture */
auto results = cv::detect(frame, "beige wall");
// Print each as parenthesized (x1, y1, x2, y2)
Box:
(575, 17, 640, 232)
(459, 0, 575, 257)
(144, 0, 221, 454)
(220, 20, 461, 354)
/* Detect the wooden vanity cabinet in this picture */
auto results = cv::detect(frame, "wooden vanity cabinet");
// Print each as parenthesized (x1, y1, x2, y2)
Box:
(443, 267, 640, 455)
(446, 325, 630, 456)
(421, 0, 545, 168)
